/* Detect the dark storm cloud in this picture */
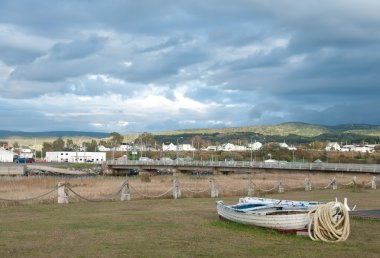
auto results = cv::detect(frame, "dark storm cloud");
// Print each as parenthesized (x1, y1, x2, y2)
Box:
(0, 0, 379, 132)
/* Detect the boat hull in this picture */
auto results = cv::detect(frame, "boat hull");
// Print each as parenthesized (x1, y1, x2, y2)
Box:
(216, 201, 310, 232)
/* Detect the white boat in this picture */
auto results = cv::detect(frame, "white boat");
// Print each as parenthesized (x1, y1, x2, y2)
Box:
(238, 197, 321, 209)
(216, 200, 312, 232)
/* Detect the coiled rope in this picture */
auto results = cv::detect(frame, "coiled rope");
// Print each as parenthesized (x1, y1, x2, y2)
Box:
(308, 202, 350, 242)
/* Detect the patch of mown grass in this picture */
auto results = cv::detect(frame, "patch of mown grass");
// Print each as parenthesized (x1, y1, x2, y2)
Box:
(0, 191, 379, 258)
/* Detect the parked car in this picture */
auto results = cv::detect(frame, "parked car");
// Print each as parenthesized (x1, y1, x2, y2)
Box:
(14, 157, 35, 163)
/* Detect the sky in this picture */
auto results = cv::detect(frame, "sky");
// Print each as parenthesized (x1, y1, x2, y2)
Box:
(1, 0, 379, 133)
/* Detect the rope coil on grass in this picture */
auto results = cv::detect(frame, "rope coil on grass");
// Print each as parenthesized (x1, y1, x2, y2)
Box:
(308, 202, 350, 242)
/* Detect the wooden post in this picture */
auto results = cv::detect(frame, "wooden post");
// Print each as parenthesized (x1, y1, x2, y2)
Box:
(247, 178, 254, 196)
(211, 178, 218, 198)
(371, 176, 377, 190)
(57, 182, 69, 204)
(172, 179, 181, 199)
(120, 180, 130, 201)
(305, 177, 312, 191)
(278, 179, 284, 193)
(331, 177, 337, 190)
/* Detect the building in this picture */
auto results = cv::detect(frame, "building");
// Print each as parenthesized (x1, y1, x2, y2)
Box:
(177, 144, 196, 151)
(98, 145, 111, 152)
(248, 141, 263, 151)
(162, 143, 177, 151)
(205, 146, 218, 151)
(220, 143, 247, 151)
(20, 148, 34, 159)
(0, 148, 16, 162)
(325, 142, 341, 151)
(115, 143, 132, 151)
(45, 151, 106, 163)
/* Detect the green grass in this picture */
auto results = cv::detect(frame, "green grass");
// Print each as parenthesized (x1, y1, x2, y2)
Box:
(0, 190, 379, 257)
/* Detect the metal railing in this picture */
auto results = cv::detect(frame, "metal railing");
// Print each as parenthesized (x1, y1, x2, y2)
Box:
(106, 160, 380, 173)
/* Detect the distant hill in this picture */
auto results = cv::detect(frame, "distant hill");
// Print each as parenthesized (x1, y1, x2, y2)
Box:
(1, 122, 380, 145)
(156, 122, 380, 137)
(153, 122, 380, 144)
(0, 130, 109, 139)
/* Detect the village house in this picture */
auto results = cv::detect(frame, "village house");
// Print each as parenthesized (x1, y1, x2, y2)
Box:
(0, 147, 16, 162)
(325, 142, 341, 151)
(162, 143, 177, 151)
(248, 141, 263, 151)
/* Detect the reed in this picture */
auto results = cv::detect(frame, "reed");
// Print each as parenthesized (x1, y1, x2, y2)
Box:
(0, 172, 374, 205)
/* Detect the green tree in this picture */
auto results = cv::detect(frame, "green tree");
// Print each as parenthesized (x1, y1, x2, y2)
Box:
(52, 138, 65, 150)
(42, 142, 53, 156)
(136, 132, 155, 146)
(65, 139, 76, 150)
(83, 139, 98, 152)
(110, 132, 124, 146)
(191, 135, 208, 149)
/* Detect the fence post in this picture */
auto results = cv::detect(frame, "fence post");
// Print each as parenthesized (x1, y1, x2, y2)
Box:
(120, 180, 130, 201)
(278, 179, 284, 193)
(331, 177, 337, 190)
(247, 178, 254, 196)
(305, 177, 312, 191)
(211, 178, 219, 198)
(371, 176, 377, 190)
(57, 182, 69, 204)
(172, 179, 181, 199)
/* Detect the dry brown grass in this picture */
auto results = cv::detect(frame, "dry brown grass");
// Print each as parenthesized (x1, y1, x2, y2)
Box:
(0, 171, 375, 206)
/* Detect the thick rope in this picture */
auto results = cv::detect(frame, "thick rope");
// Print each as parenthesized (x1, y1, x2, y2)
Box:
(129, 185, 174, 198)
(340, 181, 354, 186)
(308, 202, 350, 242)
(182, 187, 210, 193)
(252, 182, 277, 192)
(65, 186, 103, 202)
(101, 181, 128, 198)
(0, 187, 57, 202)
(256, 186, 276, 192)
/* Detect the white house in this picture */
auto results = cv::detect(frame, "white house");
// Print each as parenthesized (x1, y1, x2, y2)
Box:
(116, 143, 132, 151)
(248, 141, 263, 151)
(220, 143, 246, 151)
(177, 144, 196, 151)
(278, 142, 297, 151)
(20, 148, 34, 158)
(162, 143, 177, 151)
(45, 151, 106, 163)
(205, 146, 218, 151)
(220, 143, 236, 151)
(98, 145, 111, 152)
(0, 148, 16, 162)
(325, 142, 341, 151)
(279, 142, 289, 149)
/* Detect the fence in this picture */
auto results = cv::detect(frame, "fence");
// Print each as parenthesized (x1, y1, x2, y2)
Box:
(0, 176, 377, 205)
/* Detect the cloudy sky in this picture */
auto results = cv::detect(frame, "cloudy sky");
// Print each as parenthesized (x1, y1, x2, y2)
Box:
(1, 0, 379, 133)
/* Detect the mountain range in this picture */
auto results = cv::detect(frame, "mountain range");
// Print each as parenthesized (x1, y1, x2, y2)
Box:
(1, 123, 380, 144)
(0, 130, 110, 139)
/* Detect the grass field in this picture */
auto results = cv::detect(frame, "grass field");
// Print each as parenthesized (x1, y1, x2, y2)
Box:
(0, 188, 379, 257)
